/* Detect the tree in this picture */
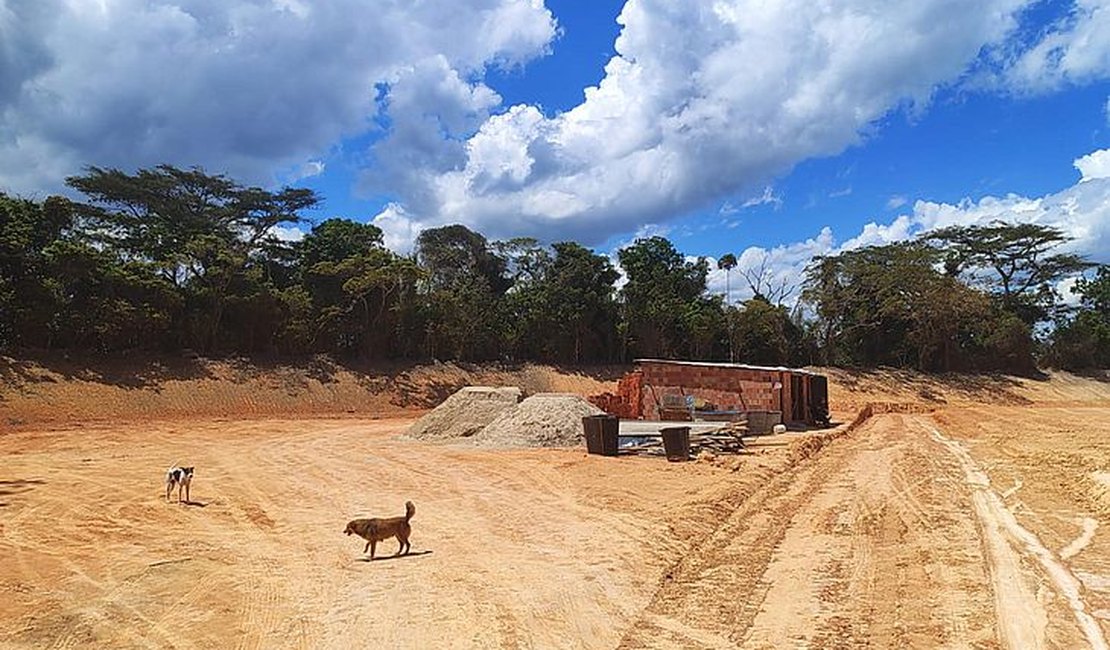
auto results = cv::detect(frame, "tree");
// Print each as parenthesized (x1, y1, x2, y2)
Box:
(619, 236, 718, 359)
(0, 194, 72, 347)
(415, 224, 510, 295)
(717, 253, 737, 304)
(739, 249, 798, 305)
(925, 221, 1092, 324)
(717, 253, 738, 361)
(543, 242, 620, 362)
(65, 165, 320, 352)
(1047, 265, 1110, 369)
(728, 297, 803, 366)
(298, 219, 421, 358)
(802, 241, 1031, 372)
(415, 225, 509, 360)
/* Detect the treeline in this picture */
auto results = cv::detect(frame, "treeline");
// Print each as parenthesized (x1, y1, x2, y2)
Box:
(1, 165, 1106, 373)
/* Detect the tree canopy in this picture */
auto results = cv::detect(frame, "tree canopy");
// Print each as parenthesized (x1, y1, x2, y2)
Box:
(0, 165, 1101, 373)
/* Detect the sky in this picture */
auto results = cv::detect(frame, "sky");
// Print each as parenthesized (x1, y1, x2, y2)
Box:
(2, 0, 1109, 302)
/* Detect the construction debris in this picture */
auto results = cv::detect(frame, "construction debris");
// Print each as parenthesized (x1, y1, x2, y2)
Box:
(619, 424, 748, 458)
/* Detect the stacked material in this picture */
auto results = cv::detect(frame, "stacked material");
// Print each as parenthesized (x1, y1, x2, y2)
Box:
(407, 387, 522, 440)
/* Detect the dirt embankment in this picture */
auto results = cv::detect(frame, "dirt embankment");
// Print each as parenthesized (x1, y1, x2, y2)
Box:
(820, 366, 1110, 413)
(0, 354, 621, 430)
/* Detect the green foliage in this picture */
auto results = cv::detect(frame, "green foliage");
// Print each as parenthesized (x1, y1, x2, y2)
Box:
(802, 241, 1035, 373)
(62, 165, 320, 352)
(0, 194, 72, 346)
(1, 165, 1096, 373)
(728, 298, 802, 366)
(1047, 265, 1110, 369)
(618, 236, 715, 359)
(926, 221, 1092, 324)
(415, 224, 510, 295)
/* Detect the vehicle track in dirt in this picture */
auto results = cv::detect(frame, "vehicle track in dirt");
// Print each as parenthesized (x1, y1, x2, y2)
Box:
(618, 412, 1101, 649)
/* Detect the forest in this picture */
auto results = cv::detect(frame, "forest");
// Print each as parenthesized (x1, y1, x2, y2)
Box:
(1, 165, 1106, 373)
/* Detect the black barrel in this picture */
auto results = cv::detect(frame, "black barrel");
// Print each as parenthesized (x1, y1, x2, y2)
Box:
(660, 426, 691, 462)
(582, 414, 620, 456)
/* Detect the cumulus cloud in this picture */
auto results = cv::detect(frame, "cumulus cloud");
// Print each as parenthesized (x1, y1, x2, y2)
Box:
(0, 0, 556, 195)
(706, 228, 835, 305)
(707, 148, 1110, 305)
(369, 0, 1034, 246)
(7, 0, 1108, 254)
(1075, 148, 1110, 181)
(998, 0, 1110, 92)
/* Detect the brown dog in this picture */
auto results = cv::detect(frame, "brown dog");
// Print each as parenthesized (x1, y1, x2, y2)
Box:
(344, 501, 415, 559)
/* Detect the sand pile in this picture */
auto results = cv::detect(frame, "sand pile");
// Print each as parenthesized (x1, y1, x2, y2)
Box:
(407, 386, 522, 440)
(472, 393, 604, 448)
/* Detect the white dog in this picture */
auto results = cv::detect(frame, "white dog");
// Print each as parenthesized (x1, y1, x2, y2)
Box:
(164, 465, 194, 503)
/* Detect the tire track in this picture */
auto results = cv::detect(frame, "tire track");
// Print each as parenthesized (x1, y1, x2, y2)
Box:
(617, 414, 1003, 649)
(927, 420, 1108, 650)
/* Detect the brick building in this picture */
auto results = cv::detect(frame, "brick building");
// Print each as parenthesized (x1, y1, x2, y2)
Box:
(589, 359, 829, 428)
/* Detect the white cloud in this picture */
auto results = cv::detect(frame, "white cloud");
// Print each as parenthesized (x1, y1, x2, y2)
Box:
(288, 160, 325, 182)
(707, 147, 1110, 306)
(886, 195, 909, 210)
(741, 186, 783, 209)
(364, 0, 1034, 245)
(1057, 276, 1084, 307)
(707, 227, 836, 304)
(1075, 148, 1110, 181)
(7, 0, 1108, 254)
(998, 0, 1110, 92)
(271, 224, 307, 242)
(372, 202, 423, 254)
(907, 148, 1110, 263)
(0, 0, 556, 195)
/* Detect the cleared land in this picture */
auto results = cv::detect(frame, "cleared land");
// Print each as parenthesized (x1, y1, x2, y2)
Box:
(2, 359, 1110, 648)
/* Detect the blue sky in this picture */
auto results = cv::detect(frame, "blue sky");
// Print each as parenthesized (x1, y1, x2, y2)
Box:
(2, 0, 1109, 300)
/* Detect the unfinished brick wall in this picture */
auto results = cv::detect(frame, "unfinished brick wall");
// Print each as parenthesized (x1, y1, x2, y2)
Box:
(590, 361, 824, 424)
(587, 370, 643, 419)
(637, 362, 784, 420)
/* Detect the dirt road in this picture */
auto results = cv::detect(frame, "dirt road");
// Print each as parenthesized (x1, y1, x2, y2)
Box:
(619, 410, 1110, 649)
(4, 400, 1110, 647)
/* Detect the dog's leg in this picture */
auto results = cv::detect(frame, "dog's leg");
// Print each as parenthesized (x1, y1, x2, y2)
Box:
(165, 481, 172, 502)
(178, 483, 184, 503)
(363, 540, 371, 554)
(184, 481, 190, 504)
(369, 540, 377, 560)
(395, 538, 404, 556)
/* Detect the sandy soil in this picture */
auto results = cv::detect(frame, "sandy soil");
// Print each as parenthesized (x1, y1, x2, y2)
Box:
(3, 361, 1110, 649)
(0, 418, 800, 649)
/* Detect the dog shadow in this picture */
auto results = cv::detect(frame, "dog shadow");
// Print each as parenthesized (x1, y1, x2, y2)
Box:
(180, 500, 208, 508)
(355, 550, 433, 563)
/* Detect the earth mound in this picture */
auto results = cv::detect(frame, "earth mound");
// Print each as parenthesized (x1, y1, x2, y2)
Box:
(472, 393, 604, 448)
(406, 386, 522, 440)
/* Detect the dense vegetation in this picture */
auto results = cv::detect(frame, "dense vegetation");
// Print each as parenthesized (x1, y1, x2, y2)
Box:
(1, 166, 1105, 373)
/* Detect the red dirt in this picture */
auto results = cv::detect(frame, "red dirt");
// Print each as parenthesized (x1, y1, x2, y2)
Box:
(3, 356, 1110, 648)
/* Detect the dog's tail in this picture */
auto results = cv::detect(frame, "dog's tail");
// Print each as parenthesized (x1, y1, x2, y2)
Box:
(404, 501, 416, 522)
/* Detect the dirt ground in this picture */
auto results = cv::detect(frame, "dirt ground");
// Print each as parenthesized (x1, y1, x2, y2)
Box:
(3, 361, 1110, 648)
